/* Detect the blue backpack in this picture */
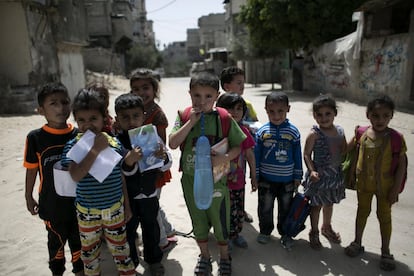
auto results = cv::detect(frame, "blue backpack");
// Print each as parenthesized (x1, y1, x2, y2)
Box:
(282, 193, 311, 237)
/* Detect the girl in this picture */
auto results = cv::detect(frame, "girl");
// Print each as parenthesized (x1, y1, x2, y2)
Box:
(344, 95, 407, 271)
(303, 95, 347, 250)
(216, 92, 257, 250)
(129, 68, 177, 252)
(61, 88, 136, 275)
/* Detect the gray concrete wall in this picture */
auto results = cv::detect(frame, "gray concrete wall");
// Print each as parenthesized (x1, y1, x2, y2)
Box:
(0, 3, 32, 85)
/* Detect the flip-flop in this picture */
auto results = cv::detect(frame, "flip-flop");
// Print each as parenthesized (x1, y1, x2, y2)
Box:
(344, 241, 364, 257)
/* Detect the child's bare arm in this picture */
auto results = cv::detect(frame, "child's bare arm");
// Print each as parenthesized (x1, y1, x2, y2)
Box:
(245, 147, 258, 191)
(169, 109, 201, 149)
(25, 168, 39, 215)
(121, 175, 132, 222)
(303, 132, 319, 182)
(69, 133, 108, 182)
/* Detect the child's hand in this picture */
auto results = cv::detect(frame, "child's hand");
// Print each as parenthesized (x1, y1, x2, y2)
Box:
(26, 197, 39, 215)
(124, 203, 132, 223)
(125, 147, 143, 166)
(91, 133, 109, 154)
(309, 171, 320, 182)
(211, 152, 228, 167)
(388, 187, 399, 205)
(251, 178, 258, 192)
(188, 107, 202, 123)
(154, 143, 167, 159)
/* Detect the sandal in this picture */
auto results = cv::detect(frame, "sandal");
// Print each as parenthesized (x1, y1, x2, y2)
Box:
(380, 253, 396, 271)
(309, 230, 322, 250)
(194, 255, 212, 276)
(149, 262, 165, 276)
(218, 258, 232, 276)
(344, 241, 364, 257)
(321, 225, 341, 243)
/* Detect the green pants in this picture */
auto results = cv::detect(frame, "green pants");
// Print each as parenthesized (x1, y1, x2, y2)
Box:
(181, 174, 230, 243)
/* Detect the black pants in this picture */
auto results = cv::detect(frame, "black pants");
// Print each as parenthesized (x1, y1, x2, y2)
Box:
(257, 181, 295, 236)
(127, 197, 163, 267)
(45, 218, 84, 274)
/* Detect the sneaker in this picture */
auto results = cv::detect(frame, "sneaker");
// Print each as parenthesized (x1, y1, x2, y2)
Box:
(281, 235, 294, 250)
(149, 262, 165, 276)
(233, 235, 248, 248)
(228, 239, 233, 253)
(256, 234, 270, 244)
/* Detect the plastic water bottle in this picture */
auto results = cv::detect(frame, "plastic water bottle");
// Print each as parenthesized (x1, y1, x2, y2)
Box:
(193, 113, 214, 210)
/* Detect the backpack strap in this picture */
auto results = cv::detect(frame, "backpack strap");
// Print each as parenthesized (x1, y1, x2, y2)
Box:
(215, 107, 231, 137)
(389, 128, 407, 193)
(389, 129, 402, 174)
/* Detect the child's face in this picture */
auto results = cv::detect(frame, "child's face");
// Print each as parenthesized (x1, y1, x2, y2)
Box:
(75, 109, 105, 134)
(130, 79, 155, 106)
(224, 74, 245, 95)
(313, 106, 336, 129)
(38, 92, 71, 129)
(265, 101, 290, 126)
(227, 102, 244, 123)
(116, 107, 145, 131)
(189, 85, 219, 113)
(367, 104, 393, 132)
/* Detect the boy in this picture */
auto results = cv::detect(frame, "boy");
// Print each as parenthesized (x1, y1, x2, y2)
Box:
(169, 71, 246, 275)
(220, 66, 258, 123)
(254, 91, 303, 250)
(24, 82, 84, 275)
(61, 88, 136, 276)
(115, 93, 169, 275)
(220, 66, 258, 223)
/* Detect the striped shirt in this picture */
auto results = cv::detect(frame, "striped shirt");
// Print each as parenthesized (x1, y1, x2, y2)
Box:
(255, 120, 303, 183)
(61, 133, 123, 209)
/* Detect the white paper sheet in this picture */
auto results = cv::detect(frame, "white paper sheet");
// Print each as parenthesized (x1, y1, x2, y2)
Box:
(67, 130, 122, 183)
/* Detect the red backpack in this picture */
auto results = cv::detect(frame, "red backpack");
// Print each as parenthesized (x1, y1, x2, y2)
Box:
(354, 126, 407, 193)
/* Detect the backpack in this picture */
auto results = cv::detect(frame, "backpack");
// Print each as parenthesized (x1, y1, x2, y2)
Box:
(342, 126, 407, 192)
(178, 106, 231, 170)
(282, 193, 311, 237)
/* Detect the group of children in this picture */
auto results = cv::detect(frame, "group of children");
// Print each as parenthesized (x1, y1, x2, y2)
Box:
(24, 66, 407, 276)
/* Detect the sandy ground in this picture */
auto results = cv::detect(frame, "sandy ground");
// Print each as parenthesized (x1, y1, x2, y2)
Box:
(0, 75, 413, 275)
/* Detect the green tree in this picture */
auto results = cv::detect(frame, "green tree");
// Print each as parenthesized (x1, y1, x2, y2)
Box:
(126, 43, 162, 73)
(239, 0, 365, 51)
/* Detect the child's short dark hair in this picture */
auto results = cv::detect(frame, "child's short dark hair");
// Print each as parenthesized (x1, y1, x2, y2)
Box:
(87, 83, 110, 108)
(129, 68, 160, 100)
(220, 66, 245, 90)
(265, 91, 289, 106)
(114, 93, 144, 114)
(367, 94, 395, 114)
(189, 71, 219, 91)
(72, 88, 106, 118)
(312, 94, 338, 115)
(37, 82, 69, 106)
(216, 92, 247, 117)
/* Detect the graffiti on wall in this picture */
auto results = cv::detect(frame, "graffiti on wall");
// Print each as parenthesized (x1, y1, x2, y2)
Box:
(359, 40, 407, 95)
(304, 55, 350, 93)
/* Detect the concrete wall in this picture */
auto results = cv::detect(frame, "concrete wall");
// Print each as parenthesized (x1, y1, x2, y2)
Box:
(83, 47, 123, 75)
(303, 30, 414, 109)
(57, 44, 86, 99)
(0, 3, 32, 85)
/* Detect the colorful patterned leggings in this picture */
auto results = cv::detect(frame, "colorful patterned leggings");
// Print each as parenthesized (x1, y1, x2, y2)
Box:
(229, 188, 245, 238)
(76, 201, 136, 276)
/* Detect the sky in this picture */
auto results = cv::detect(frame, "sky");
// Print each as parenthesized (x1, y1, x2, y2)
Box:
(146, 0, 225, 49)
